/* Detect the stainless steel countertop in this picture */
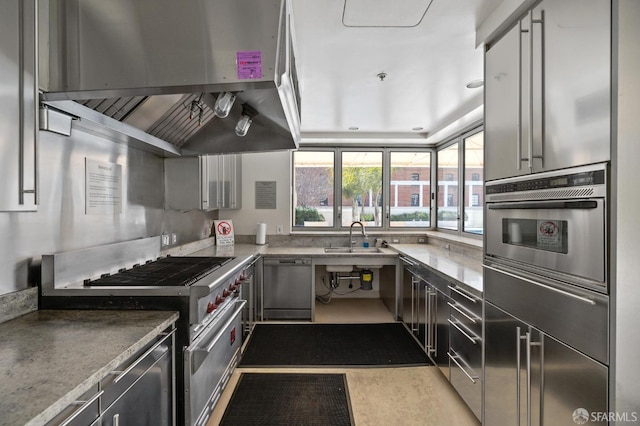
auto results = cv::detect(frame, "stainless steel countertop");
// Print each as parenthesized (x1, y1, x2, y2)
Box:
(0, 310, 179, 426)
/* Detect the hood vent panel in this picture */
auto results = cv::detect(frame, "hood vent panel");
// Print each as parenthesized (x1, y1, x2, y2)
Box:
(40, 0, 300, 155)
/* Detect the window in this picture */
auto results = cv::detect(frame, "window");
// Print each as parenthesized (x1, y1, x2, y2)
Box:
(341, 151, 383, 227)
(293, 151, 334, 227)
(437, 143, 459, 231)
(390, 151, 431, 227)
(464, 131, 484, 234)
(435, 128, 484, 236)
(293, 149, 432, 230)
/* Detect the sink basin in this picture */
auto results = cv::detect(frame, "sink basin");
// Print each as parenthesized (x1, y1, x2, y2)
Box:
(323, 247, 383, 253)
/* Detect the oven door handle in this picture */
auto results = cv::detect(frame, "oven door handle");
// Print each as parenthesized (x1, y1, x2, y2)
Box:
(190, 300, 246, 372)
(487, 200, 598, 210)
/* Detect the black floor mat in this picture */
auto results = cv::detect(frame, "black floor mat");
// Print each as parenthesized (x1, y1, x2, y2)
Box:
(239, 323, 429, 367)
(220, 373, 353, 426)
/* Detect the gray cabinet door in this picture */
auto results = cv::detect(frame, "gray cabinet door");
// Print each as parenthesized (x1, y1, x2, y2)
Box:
(484, 302, 529, 425)
(0, 0, 38, 211)
(485, 302, 608, 426)
(530, 0, 610, 173)
(485, 23, 526, 181)
(485, 0, 610, 181)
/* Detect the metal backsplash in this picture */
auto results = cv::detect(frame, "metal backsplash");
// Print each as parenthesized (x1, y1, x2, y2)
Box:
(0, 125, 216, 296)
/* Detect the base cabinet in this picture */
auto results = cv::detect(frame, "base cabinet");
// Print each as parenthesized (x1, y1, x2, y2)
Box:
(46, 327, 175, 426)
(484, 302, 607, 425)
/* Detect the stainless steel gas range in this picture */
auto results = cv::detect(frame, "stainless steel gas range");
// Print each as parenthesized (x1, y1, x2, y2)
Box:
(40, 236, 258, 426)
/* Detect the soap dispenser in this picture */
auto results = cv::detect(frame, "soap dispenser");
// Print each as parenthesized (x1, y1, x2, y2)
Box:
(363, 236, 370, 248)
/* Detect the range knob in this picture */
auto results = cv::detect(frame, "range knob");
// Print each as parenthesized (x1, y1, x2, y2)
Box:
(239, 272, 247, 281)
(222, 289, 231, 298)
(235, 278, 242, 286)
(229, 283, 237, 291)
(206, 301, 218, 314)
(215, 295, 223, 305)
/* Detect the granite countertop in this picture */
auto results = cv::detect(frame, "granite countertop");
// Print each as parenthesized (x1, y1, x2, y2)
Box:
(0, 309, 179, 426)
(390, 244, 483, 295)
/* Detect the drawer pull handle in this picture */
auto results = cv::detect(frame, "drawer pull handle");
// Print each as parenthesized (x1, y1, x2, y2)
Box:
(447, 301, 480, 323)
(448, 285, 479, 303)
(448, 349, 479, 384)
(60, 391, 104, 426)
(113, 329, 175, 383)
(448, 318, 480, 345)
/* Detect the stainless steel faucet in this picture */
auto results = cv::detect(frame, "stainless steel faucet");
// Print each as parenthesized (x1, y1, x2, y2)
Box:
(349, 221, 367, 247)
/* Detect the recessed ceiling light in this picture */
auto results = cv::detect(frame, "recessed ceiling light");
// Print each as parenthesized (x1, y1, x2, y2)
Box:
(412, 127, 424, 131)
(348, 127, 359, 131)
(466, 79, 484, 89)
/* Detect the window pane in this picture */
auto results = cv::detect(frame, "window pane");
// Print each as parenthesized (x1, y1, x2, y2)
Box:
(390, 152, 431, 227)
(464, 131, 484, 234)
(341, 151, 382, 227)
(293, 151, 334, 227)
(437, 143, 459, 231)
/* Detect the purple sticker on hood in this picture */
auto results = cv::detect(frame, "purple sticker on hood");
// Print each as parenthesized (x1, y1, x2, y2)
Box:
(237, 51, 262, 79)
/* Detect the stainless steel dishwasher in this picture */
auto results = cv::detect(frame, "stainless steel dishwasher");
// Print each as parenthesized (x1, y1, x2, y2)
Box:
(262, 258, 312, 320)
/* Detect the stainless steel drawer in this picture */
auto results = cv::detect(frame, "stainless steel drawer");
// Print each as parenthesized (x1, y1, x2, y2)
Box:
(45, 384, 101, 426)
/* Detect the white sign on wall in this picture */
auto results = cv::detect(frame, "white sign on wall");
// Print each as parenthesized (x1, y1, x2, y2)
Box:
(85, 159, 123, 215)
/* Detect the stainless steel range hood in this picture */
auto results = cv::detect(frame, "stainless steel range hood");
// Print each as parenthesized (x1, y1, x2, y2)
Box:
(39, 0, 301, 155)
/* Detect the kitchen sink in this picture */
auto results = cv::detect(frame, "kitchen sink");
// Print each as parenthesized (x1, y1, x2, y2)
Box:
(323, 247, 383, 253)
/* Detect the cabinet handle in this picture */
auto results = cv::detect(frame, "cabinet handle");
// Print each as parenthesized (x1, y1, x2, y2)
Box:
(426, 288, 437, 355)
(448, 317, 480, 345)
(448, 349, 479, 384)
(113, 329, 175, 383)
(60, 390, 104, 426)
(530, 10, 545, 169)
(516, 327, 527, 426)
(526, 331, 532, 426)
(447, 285, 478, 303)
(447, 301, 479, 323)
(19, 0, 39, 206)
(113, 413, 120, 426)
(401, 257, 417, 267)
(517, 19, 525, 171)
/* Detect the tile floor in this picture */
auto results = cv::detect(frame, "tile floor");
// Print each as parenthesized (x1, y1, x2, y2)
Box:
(207, 298, 480, 426)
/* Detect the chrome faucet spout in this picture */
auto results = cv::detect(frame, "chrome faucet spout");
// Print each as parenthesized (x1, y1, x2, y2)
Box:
(349, 221, 366, 247)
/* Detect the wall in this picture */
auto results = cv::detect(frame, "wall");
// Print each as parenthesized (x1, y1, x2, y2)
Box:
(612, 0, 640, 415)
(0, 124, 215, 297)
(225, 150, 291, 237)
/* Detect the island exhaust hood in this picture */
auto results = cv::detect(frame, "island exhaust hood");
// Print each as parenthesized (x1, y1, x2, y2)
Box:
(39, 0, 301, 155)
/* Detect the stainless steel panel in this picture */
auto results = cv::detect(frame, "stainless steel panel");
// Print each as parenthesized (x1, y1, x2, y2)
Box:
(540, 333, 608, 426)
(484, 0, 610, 180)
(41, 236, 160, 291)
(484, 265, 609, 364)
(529, 0, 610, 173)
(44, 0, 281, 93)
(485, 23, 527, 181)
(1, 122, 214, 296)
(0, 0, 38, 211)
(184, 301, 244, 426)
(263, 258, 312, 319)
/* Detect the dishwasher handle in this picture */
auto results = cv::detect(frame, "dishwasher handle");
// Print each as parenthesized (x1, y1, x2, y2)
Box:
(263, 258, 311, 266)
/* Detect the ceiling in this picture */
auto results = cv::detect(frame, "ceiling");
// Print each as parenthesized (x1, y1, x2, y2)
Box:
(289, 0, 504, 145)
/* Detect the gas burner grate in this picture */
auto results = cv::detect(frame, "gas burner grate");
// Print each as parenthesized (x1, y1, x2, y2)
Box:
(84, 256, 233, 287)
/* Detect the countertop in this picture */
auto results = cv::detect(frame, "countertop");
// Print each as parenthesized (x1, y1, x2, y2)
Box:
(188, 243, 268, 258)
(0, 309, 179, 426)
(263, 246, 398, 257)
(390, 244, 483, 295)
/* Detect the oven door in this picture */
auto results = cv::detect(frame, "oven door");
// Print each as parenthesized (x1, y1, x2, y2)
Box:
(184, 299, 246, 426)
(486, 198, 606, 290)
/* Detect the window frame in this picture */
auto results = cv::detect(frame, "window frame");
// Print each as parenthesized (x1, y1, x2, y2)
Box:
(434, 125, 484, 238)
(292, 147, 433, 232)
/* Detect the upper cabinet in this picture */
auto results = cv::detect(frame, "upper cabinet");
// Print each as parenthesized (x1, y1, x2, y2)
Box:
(165, 155, 242, 211)
(0, 0, 38, 211)
(485, 0, 611, 181)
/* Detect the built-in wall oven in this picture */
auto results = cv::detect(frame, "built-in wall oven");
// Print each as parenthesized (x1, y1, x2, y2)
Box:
(485, 162, 607, 292)
(483, 163, 610, 425)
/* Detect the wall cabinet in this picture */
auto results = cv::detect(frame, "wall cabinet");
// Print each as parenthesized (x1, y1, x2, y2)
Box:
(165, 154, 242, 211)
(0, 0, 38, 211)
(485, 0, 610, 181)
(484, 302, 607, 426)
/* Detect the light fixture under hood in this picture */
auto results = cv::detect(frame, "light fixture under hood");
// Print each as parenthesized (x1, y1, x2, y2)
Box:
(213, 92, 236, 118)
(235, 104, 258, 137)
